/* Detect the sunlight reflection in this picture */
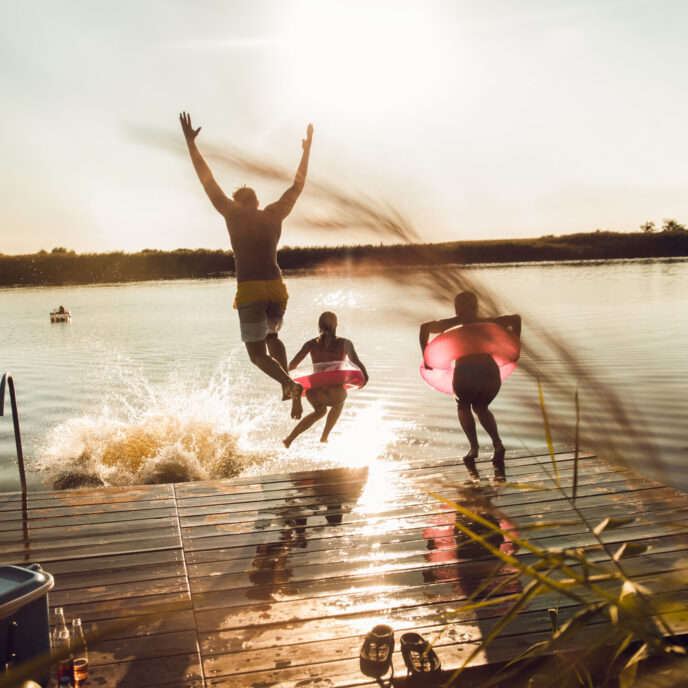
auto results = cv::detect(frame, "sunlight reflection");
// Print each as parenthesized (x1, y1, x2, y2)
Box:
(311, 289, 359, 308)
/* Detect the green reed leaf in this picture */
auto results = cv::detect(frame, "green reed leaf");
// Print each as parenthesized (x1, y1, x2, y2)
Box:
(537, 378, 560, 486)
(619, 642, 649, 688)
(593, 516, 637, 535)
(614, 542, 650, 561)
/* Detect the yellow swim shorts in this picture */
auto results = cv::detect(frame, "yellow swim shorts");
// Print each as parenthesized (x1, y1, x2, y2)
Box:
(233, 278, 289, 343)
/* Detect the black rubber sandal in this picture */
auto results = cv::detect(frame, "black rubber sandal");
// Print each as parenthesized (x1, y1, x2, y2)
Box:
(360, 624, 394, 679)
(400, 632, 441, 678)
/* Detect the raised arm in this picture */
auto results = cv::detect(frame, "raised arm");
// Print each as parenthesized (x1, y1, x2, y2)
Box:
(265, 123, 313, 220)
(419, 316, 463, 357)
(345, 340, 369, 386)
(179, 112, 234, 216)
(287, 340, 312, 371)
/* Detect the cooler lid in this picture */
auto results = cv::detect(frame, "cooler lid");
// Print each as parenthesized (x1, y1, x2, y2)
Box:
(0, 565, 54, 616)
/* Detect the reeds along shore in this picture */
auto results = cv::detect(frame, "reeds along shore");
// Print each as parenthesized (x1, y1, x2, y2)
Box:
(2, 230, 688, 287)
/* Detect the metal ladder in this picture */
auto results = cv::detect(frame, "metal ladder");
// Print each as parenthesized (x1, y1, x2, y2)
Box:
(1, 372, 27, 493)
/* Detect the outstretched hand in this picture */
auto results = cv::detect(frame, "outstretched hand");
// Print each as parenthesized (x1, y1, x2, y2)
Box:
(179, 112, 201, 143)
(302, 123, 314, 151)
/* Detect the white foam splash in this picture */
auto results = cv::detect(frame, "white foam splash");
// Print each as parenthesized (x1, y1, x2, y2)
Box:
(36, 356, 409, 490)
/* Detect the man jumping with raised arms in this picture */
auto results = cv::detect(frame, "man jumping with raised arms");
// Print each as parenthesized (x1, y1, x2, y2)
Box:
(179, 112, 313, 419)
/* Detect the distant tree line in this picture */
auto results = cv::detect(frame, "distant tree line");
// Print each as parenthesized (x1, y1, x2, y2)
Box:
(639, 218, 688, 233)
(1, 230, 688, 287)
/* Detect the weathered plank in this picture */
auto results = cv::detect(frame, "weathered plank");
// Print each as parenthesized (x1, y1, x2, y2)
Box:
(2, 446, 680, 688)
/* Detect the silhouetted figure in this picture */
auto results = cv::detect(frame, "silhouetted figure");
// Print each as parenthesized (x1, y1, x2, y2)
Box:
(179, 112, 313, 419)
(283, 311, 368, 447)
(420, 291, 521, 481)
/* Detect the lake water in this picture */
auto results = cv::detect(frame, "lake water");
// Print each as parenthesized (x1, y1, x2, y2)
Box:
(1, 258, 687, 493)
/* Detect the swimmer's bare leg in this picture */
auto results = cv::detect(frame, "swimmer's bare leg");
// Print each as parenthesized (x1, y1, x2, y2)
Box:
(266, 333, 290, 401)
(244, 340, 302, 418)
(320, 402, 344, 443)
(456, 399, 480, 479)
(473, 404, 505, 481)
(283, 406, 327, 448)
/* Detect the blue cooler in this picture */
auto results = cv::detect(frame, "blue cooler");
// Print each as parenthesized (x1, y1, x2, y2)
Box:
(0, 564, 54, 687)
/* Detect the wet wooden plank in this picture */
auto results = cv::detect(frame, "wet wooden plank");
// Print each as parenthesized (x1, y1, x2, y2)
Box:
(202, 609, 688, 687)
(183, 486, 687, 564)
(187, 543, 688, 622)
(0, 533, 182, 561)
(85, 652, 203, 688)
(192, 564, 687, 636)
(50, 576, 190, 607)
(0, 515, 180, 545)
(186, 525, 688, 596)
(0, 483, 174, 511)
(179, 446, 575, 495)
(53, 591, 192, 624)
(0, 505, 177, 530)
(196, 572, 687, 662)
(0, 446, 680, 688)
(88, 630, 199, 666)
(40, 548, 184, 577)
(175, 473, 677, 535)
(178, 480, 685, 555)
(174, 453, 597, 508)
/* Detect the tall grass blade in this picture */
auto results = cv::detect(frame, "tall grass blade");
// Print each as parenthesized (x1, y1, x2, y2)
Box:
(574, 386, 580, 501)
(537, 377, 560, 486)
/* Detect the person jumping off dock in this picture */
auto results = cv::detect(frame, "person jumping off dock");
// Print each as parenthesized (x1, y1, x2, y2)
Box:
(283, 311, 368, 448)
(179, 112, 313, 419)
(419, 291, 521, 482)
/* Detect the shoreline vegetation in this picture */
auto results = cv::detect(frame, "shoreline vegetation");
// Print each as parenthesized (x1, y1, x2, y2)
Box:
(1, 229, 688, 287)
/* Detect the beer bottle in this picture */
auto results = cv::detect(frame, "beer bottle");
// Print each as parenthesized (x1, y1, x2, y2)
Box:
(71, 618, 89, 686)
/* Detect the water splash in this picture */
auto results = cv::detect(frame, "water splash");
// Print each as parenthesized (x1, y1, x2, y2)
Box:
(35, 354, 408, 489)
(36, 357, 281, 489)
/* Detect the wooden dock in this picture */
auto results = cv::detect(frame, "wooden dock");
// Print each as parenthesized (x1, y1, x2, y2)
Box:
(1, 447, 687, 687)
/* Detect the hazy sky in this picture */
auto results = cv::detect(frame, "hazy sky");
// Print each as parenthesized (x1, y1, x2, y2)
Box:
(2, 0, 688, 254)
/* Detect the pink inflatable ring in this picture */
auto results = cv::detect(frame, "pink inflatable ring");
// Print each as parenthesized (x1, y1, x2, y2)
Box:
(292, 361, 366, 396)
(420, 322, 520, 395)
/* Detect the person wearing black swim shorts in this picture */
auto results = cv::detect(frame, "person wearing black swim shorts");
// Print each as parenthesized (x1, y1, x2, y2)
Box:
(419, 292, 521, 482)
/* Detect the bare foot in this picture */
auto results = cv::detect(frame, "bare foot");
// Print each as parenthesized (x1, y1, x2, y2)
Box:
(320, 436, 328, 444)
(492, 445, 506, 483)
(462, 453, 480, 481)
(283, 436, 293, 449)
(290, 383, 303, 419)
(463, 446, 479, 461)
(281, 384, 290, 401)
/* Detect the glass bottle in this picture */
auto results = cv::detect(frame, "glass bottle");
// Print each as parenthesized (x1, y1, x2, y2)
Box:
(52, 607, 73, 682)
(71, 618, 89, 686)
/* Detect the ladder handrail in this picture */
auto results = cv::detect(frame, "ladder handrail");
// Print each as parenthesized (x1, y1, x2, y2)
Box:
(0, 372, 27, 493)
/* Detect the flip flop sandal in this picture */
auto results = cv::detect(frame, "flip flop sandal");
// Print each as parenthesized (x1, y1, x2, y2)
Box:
(359, 624, 394, 679)
(400, 632, 442, 678)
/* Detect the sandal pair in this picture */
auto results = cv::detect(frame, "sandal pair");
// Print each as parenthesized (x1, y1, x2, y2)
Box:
(360, 626, 441, 680)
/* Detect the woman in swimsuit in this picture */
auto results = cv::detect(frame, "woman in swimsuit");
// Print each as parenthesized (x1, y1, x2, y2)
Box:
(283, 311, 368, 448)
(419, 292, 521, 481)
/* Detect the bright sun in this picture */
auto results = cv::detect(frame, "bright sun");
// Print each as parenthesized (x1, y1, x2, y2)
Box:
(280, 1, 450, 123)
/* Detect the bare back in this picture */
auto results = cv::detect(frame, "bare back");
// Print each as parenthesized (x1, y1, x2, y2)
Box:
(307, 336, 347, 363)
(225, 206, 283, 283)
